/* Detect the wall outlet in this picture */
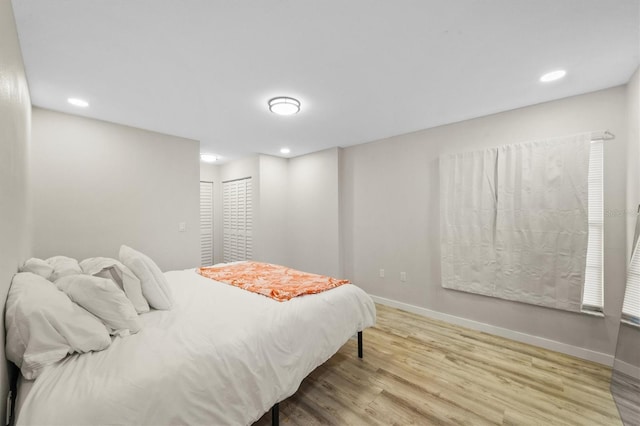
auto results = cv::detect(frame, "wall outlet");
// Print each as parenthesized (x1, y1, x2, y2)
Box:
(379, 269, 385, 278)
(178, 222, 186, 232)
(400, 272, 407, 282)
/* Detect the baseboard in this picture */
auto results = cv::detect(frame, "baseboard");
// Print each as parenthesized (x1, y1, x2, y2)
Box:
(613, 359, 640, 380)
(369, 294, 614, 367)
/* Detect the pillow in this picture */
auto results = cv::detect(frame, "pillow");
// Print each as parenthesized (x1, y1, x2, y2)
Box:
(19, 258, 53, 280)
(119, 245, 173, 310)
(5, 273, 111, 380)
(55, 274, 142, 336)
(80, 257, 150, 314)
(47, 256, 82, 281)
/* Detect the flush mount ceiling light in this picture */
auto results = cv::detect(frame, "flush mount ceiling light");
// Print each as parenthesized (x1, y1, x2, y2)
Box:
(268, 97, 300, 116)
(67, 97, 89, 107)
(539, 70, 566, 83)
(200, 154, 217, 163)
(280, 147, 291, 154)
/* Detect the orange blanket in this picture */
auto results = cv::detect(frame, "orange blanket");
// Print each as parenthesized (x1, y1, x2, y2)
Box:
(197, 262, 350, 302)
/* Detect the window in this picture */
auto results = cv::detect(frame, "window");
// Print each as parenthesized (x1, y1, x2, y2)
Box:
(622, 236, 640, 324)
(200, 181, 214, 267)
(582, 141, 604, 312)
(222, 177, 253, 262)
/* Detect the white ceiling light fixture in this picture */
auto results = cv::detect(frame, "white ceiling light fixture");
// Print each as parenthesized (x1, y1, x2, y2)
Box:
(268, 97, 300, 116)
(200, 154, 217, 163)
(67, 97, 89, 107)
(280, 147, 291, 154)
(539, 70, 567, 82)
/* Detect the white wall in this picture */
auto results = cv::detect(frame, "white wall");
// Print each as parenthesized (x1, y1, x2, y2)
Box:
(200, 162, 219, 183)
(31, 108, 200, 271)
(627, 67, 639, 258)
(287, 148, 341, 277)
(0, 0, 31, 419)
(341, 86, 628, 357)
(257, 155, 288, 265)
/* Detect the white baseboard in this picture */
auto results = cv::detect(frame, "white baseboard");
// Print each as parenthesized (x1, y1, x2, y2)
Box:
(613, 359, 640, 380)
(369, 294, 614, 367)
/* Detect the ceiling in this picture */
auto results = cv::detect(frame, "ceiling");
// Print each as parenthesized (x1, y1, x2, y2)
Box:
(11, 0, 640, 163)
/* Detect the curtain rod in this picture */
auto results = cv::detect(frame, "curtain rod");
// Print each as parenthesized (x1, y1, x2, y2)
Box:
(591, 130, 615, 141)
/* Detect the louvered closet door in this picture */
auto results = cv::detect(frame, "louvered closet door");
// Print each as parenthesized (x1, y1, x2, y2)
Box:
(222, 178, 253, 262)
(200, 181, 214, 266)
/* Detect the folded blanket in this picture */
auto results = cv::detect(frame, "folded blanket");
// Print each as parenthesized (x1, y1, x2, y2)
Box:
(197, 262, 350, 302)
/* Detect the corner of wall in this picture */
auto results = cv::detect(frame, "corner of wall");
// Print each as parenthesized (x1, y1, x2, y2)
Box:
(286, 148, 341, 276)
(627, 66, 640, 258)
(0, 1, 32, 421)
(200, 161, 220, 183)
(333, 147, 345, 277)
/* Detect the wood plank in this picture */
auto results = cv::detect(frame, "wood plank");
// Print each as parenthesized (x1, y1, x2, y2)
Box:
(253, 303, 621, 425)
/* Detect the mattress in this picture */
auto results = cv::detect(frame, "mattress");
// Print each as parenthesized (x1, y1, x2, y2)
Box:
(15, 268, 376, 425)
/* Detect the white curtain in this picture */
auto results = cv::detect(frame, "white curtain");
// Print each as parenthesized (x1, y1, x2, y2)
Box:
(440, 149, 498, 297)
(440, 134, 592, 312)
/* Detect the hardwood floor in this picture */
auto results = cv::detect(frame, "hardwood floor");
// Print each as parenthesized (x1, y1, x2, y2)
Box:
(254, 303, 622, 425)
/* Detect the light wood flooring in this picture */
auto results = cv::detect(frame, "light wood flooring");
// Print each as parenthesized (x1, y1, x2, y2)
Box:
(254, 303, 622, 425)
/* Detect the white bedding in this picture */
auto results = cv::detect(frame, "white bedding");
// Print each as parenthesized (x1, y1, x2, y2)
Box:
(16, 268, 376, 426)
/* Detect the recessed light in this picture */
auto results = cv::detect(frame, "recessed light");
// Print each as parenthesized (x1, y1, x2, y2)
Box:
(200, 154, 217, 163)
(268, 97, 300, 116)
(539, 70, 566, 83)
(280, 148, 291, 154)
(67, 97, 89, 107)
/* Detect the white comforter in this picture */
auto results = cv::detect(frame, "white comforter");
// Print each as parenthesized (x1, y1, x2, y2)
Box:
(16, 269, 376, 425)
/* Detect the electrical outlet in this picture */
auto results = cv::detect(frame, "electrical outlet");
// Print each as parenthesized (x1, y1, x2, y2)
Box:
(379, 269, 385, 278)
(400, 272, 407, 282)
(178, 222, 186, 232)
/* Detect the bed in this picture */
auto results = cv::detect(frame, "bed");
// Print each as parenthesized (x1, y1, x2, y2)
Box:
(11, 265, 376, 425)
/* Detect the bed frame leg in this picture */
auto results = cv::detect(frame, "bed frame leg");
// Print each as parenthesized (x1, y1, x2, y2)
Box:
(271, 402, 279, 426)
(8, 363, 18, 426)
(269, 332, 361, 425)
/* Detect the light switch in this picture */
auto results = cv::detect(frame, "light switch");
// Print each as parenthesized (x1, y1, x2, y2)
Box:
(400, 272, 407, 282)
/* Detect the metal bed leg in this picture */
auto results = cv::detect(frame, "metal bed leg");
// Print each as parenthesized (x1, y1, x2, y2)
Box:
(268, 333, 361, 426)
(271, 402, 279, 426)
(8, 363, 18, 426)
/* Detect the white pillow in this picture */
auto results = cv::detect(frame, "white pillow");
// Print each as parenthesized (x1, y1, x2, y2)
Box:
(55, 274, 142, 336)
(80, 257, 150, 314)
(19, 258, 53, 279)
(5, 273, 111, 380)
(47, 256, 82, 281)
(119, 245, 173, 310)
